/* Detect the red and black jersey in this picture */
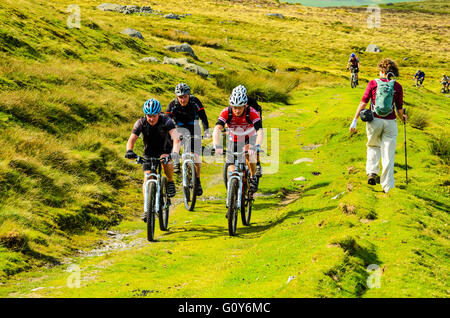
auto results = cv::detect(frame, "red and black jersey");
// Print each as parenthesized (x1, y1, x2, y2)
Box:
(216, 106, 262, 143)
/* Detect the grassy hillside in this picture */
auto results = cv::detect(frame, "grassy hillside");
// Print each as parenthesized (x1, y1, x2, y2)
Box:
(0, 0, 448, 297)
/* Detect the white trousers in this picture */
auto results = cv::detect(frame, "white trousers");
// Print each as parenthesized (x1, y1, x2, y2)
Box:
(366, 118, 398, 193)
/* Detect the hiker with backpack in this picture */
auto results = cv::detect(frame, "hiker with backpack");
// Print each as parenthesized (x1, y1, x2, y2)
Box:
(349, 58, 407, 193)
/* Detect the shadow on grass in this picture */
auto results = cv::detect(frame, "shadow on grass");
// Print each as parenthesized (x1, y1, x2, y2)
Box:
(303, 182, 332, 193)
(159, 201, 336, 241)
(413, 193, 450, 213)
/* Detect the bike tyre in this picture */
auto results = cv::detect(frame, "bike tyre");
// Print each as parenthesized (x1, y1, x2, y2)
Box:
(241, 176, 252, 226)
(183, 161, 197, 211)
(159, 176, 170, 231)
(228, 178, 239, 236)
(147, 182, 156, 242)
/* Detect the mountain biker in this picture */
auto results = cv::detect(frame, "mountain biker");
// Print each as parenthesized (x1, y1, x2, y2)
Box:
(441, 74, 449, 91)
(125, 98, 181, 220)
(413, 69, 425, 87)
(347, 53, 360, 85)
(166, 83, 209, 196)
(349, 58, 407, 193)
(230, 85, 263, 177)
(213, 89, 264, 193)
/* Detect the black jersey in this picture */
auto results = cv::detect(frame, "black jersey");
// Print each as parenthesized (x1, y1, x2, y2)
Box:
(166, 95, 209, 133)
(131, 114, 176, 156)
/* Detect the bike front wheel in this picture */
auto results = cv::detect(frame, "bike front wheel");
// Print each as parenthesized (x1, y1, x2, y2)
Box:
(159, 176, 170, 231)
(183, 161, 197, 211)
(227, 178, 239, 236)
(146, 182, 156, 242)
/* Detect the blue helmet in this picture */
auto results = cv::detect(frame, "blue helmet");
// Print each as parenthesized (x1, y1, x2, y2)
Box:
(350, 53, 356, 58)
(143, 98, 161, 115)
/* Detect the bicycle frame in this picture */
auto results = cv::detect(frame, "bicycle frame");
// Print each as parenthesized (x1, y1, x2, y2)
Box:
(226, 152, 246, 209)
(139, 157, 164, 214)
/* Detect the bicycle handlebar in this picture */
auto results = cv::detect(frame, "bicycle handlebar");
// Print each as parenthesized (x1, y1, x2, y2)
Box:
(134, 156, 171, 165)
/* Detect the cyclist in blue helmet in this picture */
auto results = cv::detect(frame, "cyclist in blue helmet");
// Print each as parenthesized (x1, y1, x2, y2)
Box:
(347, 53, 361, 85)
(125, 98, 181, 218)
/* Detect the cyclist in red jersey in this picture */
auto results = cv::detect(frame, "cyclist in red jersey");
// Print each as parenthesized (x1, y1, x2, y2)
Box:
(213, 89, 264, 192)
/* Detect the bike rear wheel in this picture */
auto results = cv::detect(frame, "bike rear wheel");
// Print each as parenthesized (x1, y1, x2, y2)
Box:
(146, 182, 156, 242)
(183, 161, 197, 211)
(159, 176, 170, 231)
(351, 74, 356, 88)
(227, 178, 239, 236)
(241, 175, 253, 226)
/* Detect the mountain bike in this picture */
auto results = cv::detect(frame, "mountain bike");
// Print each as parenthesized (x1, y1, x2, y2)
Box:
(225, 150, 255, 236)
(349, 67, 358, 88)
(441, 82, 449, 93)
(414, 78, 424, 88)
(136, 156, 171, 242)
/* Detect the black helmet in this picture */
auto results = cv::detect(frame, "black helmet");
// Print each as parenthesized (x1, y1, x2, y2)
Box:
(175, 83, 190, 96)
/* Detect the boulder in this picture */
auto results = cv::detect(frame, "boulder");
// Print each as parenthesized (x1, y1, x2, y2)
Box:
(266, 13, 284, 19)
(97, 3, 124, 12)
(165, 43, 197, 59)
(140, 6, 152, 13)
(293, 177, 306, 182)
(140, 57, 160, 63)
(184, 63, 209, 77)
(121, 28, 144, 39)
(366, 44, 382, 53)
(164, 13, 180, 20)
(163, 56, 189, 66)
(121, 5, 140, 14)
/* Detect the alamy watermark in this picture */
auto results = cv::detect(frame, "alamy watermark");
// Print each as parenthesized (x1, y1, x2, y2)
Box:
(367, 5, 381, 29)
(66, 264, 81, 288)
(66, 4, 81, 29)
(366, 264, 381, 289)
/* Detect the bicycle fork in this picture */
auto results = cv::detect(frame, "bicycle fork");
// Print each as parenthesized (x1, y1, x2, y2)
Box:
(182, 158, 194, 188)
(226, 172, 243, 209)
(144, 173, 161, 214)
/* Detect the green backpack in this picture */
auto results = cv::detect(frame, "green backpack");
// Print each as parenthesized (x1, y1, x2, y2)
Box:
(372, 79, 395, 117)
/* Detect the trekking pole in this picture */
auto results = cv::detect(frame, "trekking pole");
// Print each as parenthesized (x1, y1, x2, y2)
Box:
(403, 109, 408, 185)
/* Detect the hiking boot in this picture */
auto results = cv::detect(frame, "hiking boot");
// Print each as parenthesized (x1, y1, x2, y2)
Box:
(195, 178, 203, 196)
(167, 181, 176, 197)
(368, 173, 377, 186)
(250, 176, 259, 192)
(173, 162, 180, 174)
(256, 163, 262, 178)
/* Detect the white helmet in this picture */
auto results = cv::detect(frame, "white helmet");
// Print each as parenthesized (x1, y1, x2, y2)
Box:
(232, 84, 247, 96)
(229, 89, 248, 107)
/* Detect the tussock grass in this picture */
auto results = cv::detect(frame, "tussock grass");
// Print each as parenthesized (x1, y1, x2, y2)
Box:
(429, 133, 450, 165)
(215, 70, 298, 104)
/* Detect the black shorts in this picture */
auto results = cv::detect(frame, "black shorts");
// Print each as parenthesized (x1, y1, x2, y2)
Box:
(350, 67, 359, 73)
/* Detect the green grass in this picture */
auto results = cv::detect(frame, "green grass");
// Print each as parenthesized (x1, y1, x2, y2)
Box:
(0, 0, 448, 297)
